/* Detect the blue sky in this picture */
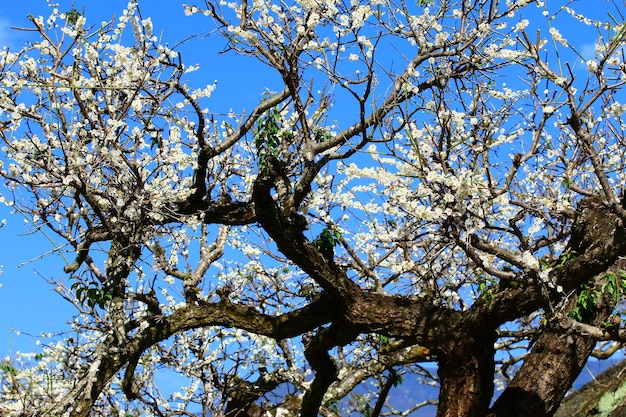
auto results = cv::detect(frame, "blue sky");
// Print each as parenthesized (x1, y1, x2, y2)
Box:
(0, 0, 620, 362)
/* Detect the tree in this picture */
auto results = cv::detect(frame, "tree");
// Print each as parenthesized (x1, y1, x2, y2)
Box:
(1, 0, 626, 415)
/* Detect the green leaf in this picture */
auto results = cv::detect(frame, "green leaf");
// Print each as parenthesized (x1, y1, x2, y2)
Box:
(70, 277, 110, 309)
(391, 373, 404, 387)
(0, 361, 17, 376)
(569, 283, 599, 321)
(65, 5, 83, 27)
(375, 334, 390, 345)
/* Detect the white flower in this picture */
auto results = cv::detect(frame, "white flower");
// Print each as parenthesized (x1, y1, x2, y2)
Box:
(607, 56, 620, 66)
(549, 27, 567, 46)
(514, 20, 529, 32)
(538, 269, 551, 283)
(184, 5, 198, 16)
(586, 59, 598, 72)
(521, 251, 540, 270)
(555, 76, 567, 86)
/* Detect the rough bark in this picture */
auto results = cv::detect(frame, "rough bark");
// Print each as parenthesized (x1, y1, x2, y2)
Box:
(436, 328, 496, 417)
(488, 330, 597, 417)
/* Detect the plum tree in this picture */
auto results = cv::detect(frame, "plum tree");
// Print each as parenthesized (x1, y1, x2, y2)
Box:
(1, 0, 626, 416)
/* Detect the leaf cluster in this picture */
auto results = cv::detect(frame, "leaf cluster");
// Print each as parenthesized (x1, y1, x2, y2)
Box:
(64, 4, 84, 28)
(570, 272, 626, 322)
(313, 227, 342, 253)
(70, 277, 111, 309)
(255, 107, 283, 172)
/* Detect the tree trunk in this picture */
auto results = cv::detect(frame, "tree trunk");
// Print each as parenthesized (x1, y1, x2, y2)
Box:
(488, 329, 595, 417)
(436, 331, 496, 417)
(489, 270, 619, 417)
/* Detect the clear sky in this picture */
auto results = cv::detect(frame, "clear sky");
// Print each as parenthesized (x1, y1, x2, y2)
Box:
(0, 0, 620, 361)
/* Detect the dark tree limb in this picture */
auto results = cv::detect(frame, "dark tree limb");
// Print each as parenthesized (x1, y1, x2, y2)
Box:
(301, 324, 359, 417)
(224, 371, 282, 417)
(371, 369, 400, 417)
(252, 168, 359, 301)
